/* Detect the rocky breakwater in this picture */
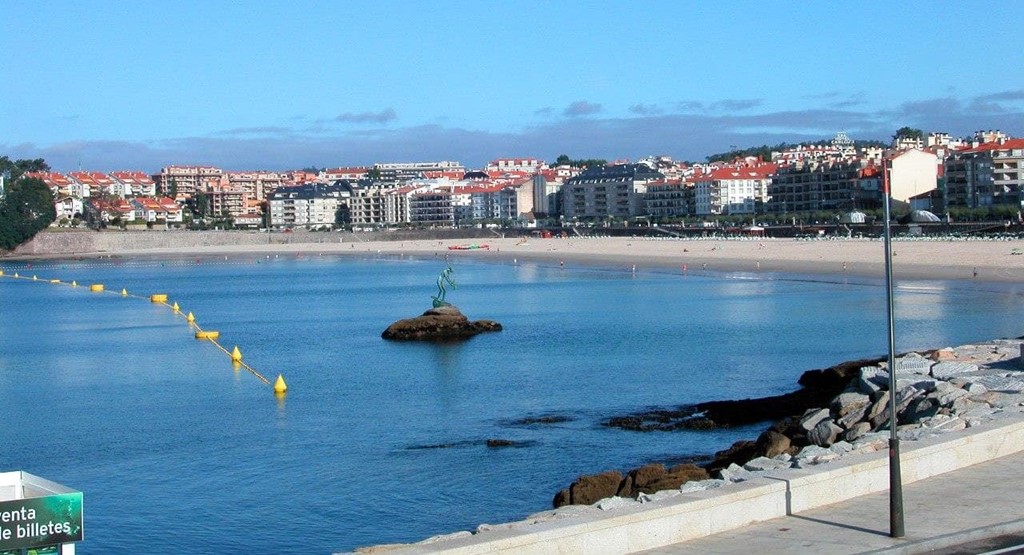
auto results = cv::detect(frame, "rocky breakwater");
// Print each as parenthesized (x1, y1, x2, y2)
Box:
(381, 305, 502, 342)
(553, 339, 1024, 509)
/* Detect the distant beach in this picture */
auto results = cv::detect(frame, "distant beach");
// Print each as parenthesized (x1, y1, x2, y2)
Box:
(10, 230, 1024, 283)
(383, 236, 1024, 283)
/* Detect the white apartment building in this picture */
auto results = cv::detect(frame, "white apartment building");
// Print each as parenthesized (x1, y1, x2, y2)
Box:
(157, 166, 224, 202)
(945, 138, 1024, 208)
(268, 183, 350, 229)
(644, 180, 690, 218)
(110, 171, 157, 197)
(888, 148, 939, 203)
(486, 158, 545, 173)
(694, 164, 776, 216)
(226, 172, 287, 202)
(562, 164, 664, 219)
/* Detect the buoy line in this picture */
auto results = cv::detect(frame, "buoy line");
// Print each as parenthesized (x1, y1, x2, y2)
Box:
(0, 268, 287, 395)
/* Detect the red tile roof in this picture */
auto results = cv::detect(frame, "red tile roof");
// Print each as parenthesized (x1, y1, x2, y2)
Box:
(702, 163, 778, 181)
(963, 139, 1024, 154)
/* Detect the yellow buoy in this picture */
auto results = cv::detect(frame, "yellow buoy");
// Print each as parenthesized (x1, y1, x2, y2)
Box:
(186, 312, 195, 324)
(121, 288, 128, 296)
(89, 284, 104, 292)
(32, 275, 38, 281)
(0, 270, 4, 276)
(231, 346, 243, 362)
(273, 374, 288, 394)
(172, 302, 180, 313)
(194, 330, 220, 340)
(71, 280, 77, 287)
(13, 273, 19, 278)
(150, 294, 168, 303)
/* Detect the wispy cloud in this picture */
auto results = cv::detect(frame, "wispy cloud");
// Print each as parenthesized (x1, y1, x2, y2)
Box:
(675, 99, 762, 113)
(8, 90, 1023, 172)
(677, 100, 705, 112)
(895, 98, 961, 117)
(629, 103, 663, 116)
(333, 108, 397, 124)
(215, 126, 293, 136)
(708, 99, 763, 112)
(803, 92, 842, 100)
(829, 98, 867, 109)
(563, 100, 602, 117)
(975, 89, 1024, 102)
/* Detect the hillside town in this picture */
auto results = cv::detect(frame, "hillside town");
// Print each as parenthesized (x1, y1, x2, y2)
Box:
(8, 129, 1024, 232)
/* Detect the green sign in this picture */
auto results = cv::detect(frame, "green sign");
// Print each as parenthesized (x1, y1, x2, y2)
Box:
(0, 493, 83, 551)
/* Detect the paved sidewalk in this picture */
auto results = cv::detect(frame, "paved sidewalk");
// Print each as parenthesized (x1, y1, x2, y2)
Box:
(640, 450, 1024, 554)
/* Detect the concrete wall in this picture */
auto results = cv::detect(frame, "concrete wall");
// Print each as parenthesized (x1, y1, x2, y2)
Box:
(10, 228, 503, 257)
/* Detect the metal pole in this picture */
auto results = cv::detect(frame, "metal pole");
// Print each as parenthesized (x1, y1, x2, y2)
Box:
(882, 162, 905, 538)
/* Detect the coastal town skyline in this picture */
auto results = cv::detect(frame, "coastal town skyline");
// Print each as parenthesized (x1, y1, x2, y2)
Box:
(3, 2, 1024, 172)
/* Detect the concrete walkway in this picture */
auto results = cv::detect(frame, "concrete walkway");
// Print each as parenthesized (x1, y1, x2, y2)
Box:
(641, 450, 1024, 554)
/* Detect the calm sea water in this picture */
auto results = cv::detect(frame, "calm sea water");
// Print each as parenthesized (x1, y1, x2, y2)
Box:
(2, 254, 1022, 553)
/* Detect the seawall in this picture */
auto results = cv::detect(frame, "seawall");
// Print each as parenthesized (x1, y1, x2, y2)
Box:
(362, 339, 1024, 553)
(8, 229, 501, 258)
(367, 414, 1024, 554)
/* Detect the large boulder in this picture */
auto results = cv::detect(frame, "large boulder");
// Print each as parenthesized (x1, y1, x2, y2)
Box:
(381, 305, 502, 341)
(614, 463, 708, 498)
(553, 471, 623, 508)
(754, 430, 792, 458)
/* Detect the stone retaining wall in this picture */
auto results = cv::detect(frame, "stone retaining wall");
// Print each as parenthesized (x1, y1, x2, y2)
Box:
(10, 229, 501, 256)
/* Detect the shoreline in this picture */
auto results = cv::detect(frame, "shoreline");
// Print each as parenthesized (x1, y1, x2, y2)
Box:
(366, 338, 1024, 553)
(7, 232, 1024, 283)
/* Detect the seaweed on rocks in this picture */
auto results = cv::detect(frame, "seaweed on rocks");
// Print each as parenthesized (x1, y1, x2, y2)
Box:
(506, 414, 575, 426)
(604, 357, 884, 431)
(555, 355, 888, 508)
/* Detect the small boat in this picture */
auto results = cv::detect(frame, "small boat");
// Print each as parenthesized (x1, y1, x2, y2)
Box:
(447, 244, 490, 251)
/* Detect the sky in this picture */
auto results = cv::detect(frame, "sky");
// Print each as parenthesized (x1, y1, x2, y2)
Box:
(2, 1, 1024, 172)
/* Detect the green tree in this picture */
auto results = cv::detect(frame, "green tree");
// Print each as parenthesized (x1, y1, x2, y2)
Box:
(193, 194, 210, 218)
(0, 156, 50, 183)
(893, 127, 923, 141)
(335, 202, 351, 228)
(552, 154, 607, 169)
(0, 177, 57, 250)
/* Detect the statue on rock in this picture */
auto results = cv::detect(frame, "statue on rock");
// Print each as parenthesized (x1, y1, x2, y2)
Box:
(432, 264, 456, 308)
(382, 262, 502, 342)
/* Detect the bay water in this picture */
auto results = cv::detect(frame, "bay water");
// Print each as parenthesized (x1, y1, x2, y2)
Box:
(1, 254, 1022, 553)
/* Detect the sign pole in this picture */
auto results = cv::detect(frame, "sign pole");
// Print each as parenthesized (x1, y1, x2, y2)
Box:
(882, 160, 906, 538)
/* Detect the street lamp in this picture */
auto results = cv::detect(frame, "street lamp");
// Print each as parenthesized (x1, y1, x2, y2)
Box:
(882, 160, 905, 538)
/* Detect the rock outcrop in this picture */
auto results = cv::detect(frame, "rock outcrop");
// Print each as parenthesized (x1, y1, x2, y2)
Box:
(553, 339, 1024, 508)
(552, 471, 623, 507)
(381, 305, 502, 341)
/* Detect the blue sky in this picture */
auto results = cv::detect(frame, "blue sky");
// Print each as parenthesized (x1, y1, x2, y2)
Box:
(2, 1, 1023, 172)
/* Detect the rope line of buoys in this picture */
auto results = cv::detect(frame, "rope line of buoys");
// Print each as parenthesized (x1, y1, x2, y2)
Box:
(0, 268, 286, 395)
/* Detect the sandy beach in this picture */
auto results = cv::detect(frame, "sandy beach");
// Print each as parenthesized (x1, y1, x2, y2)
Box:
(9, 232, 1024, 282)
(392, 236, 1024, 282)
